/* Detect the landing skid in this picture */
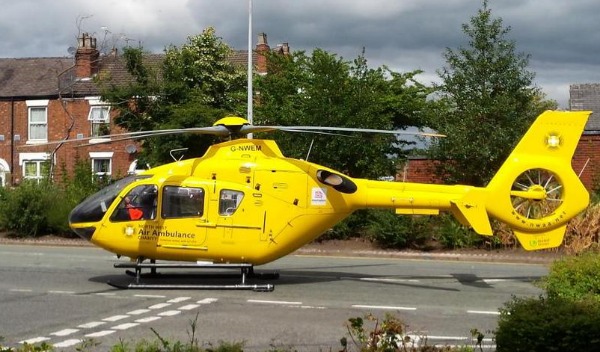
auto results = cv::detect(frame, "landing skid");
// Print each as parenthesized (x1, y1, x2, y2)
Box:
(108, 259, 277, 292)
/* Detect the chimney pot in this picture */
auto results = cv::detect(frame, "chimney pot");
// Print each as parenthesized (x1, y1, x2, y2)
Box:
(257, 33, 268, 45)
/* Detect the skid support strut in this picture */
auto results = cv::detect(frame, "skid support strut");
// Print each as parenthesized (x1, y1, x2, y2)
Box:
(108, 259, 276, 292)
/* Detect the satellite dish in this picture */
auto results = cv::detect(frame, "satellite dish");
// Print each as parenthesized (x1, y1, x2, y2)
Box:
(125, 144, 137, 154)
(67, 46, 76, 55)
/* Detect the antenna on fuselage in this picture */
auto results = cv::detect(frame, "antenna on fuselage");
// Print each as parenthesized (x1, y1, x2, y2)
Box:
(170, 148, 188, 162)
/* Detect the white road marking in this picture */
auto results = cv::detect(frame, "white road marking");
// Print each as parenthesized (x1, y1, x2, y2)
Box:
(483, 279, 507, 283)
(78, 321, 106, 329)
(352, 304, 417, 311)
(127, 309, 151, 315)
(10, 288, 33, 292)
(112, 323, 140, 330)
(179, 304, 201, 310)
(53, 339, 82, 348)
(135, 294, 166, 298)
(158, 310, 181, 317)
(427, 335, 495, 342)
(103, 315, 129, 322)
(85, 330, 115, 338)
(467, 310, 500, 315)
(95, 292, 117, 296)
(136, 316, 162, 323)
(247, 299, 302, 305)
(149, 303, 172, 309)
(167, 297, 191, 303)
(359, 278, 420, 283)
(19, 337, 50, 344)
(50, 328, 79, 337)
(197, 298, 218, 304)
(48, 290, 75, 295)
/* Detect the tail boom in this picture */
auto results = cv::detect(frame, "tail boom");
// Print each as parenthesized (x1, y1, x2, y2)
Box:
(349, 110, 591, 251)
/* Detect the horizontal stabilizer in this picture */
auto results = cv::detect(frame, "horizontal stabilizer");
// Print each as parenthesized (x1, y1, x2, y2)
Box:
(449, 190, 492, 236)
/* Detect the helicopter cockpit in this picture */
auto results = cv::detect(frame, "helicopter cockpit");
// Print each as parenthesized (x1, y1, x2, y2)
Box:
(69, 175, 151, 238)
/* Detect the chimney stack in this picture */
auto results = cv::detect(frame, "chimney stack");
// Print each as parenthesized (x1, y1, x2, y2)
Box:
(256, 33, 270, 74)
(75, 33, 99, 78)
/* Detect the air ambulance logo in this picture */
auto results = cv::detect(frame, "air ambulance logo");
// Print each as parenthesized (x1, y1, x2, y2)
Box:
(123, 225, 135, 237)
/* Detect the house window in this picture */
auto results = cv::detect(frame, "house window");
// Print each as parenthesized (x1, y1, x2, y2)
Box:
(89, 106, 110, 137)
(89, 152, 113, 178)
(26, 100, 49, 142)
(92, 158, 111, 175)
(19, 152, 50, 183)
(23, 160, 50, 182)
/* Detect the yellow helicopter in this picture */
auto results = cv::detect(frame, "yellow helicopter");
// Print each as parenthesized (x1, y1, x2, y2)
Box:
(68, 110, 590, 291)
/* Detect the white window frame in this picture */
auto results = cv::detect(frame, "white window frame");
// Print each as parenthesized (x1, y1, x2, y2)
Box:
(19, 152, 51, 182)
(87, 97, 111, 141)
(0, 158, 9, 187)
(89, 152, 113, 177)
(26, 100, 49, 143)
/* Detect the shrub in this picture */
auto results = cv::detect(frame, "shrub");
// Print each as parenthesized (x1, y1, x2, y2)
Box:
(343, 314, 475, 351)
(434, 215, 483, 250)
(495, 296, 600, 352)
(538, 251, 600, 302)
(365, 210, 431, 249)
(564, 203, 600, 255)
(0, 181, 54, 237)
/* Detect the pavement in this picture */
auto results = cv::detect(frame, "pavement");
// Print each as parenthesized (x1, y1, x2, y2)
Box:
(0, 234, 564, 264)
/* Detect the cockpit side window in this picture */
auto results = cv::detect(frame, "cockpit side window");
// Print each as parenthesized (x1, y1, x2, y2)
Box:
(162, 186, 205, 218)
(219, 189, 244, 216)
(110, 184, 158, 222)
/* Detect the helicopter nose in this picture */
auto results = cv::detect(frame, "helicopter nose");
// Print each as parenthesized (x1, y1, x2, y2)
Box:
(71, 226, 96, 241)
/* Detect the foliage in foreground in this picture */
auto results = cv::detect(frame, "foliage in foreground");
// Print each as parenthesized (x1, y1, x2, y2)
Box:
(1, 314, 478, 352)
(343, 313, 477, 352)
(495, 296, 600, 352)
(538, 250, 600, 302)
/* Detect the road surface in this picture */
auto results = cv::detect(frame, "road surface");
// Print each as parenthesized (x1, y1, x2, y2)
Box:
(0, 244, 548, 351)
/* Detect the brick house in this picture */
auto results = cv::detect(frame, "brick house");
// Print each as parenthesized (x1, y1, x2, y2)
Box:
(0, 32, 283, 187)
(569, 83, 600, 190)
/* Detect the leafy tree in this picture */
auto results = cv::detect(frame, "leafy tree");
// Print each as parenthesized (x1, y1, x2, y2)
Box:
(99, 27, 247, 165)
(427, 0, 554, 186)
(255, 49, 433, 179)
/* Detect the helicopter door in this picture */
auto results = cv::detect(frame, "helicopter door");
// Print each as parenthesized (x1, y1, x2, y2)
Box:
(159, 186, 208, 249)
(217, 189, 243, 243)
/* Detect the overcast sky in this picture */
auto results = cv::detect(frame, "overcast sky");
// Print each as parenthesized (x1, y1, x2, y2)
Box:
(2, 0, 599, 108)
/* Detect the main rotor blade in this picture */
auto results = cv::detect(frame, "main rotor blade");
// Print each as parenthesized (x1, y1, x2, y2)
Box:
(252, 125, 446, 138)
(19, 126, 231, 148)
(74, 127, 229, 147)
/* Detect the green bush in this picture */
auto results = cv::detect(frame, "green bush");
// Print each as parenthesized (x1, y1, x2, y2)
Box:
(0, 180, 54, 237)
(365, 210, 430, 249)
(538, 251, 600, 302)
(0, 159, 108, 237)
(495, 296, 600, 352)
(435, 215, 483, 249)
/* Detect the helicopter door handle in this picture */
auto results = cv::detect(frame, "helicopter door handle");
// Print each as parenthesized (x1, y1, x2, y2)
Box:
(196, 220, 216, 228)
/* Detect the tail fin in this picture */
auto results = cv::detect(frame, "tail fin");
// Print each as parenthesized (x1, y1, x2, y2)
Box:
(482, 110, 591, 250)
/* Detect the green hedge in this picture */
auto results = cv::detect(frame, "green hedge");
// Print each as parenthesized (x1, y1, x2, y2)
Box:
(495, 296, 600, 352)
(538, 251, 600, 302)
(0, 160, 108, 237)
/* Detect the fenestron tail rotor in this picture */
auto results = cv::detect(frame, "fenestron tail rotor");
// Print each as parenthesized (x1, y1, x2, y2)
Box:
(510, 168, 563, 220)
